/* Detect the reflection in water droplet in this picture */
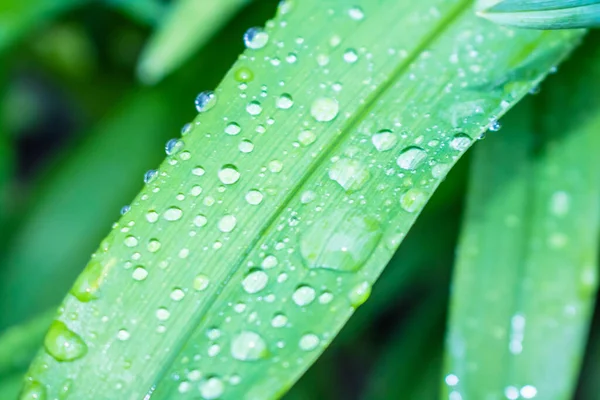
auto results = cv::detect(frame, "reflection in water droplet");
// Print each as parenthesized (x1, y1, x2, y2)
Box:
(163, 207, 183, 221)
(231, 331, 267, 361)
(44, 321, 88, 362)
(372, 130, 397, 152)
(245, 189, 264, 205)
(348, 6, 365, 20)
(225, 122, 241, 135)
(293, 285, 316, 306)
(396, 146, 427, 170)
(195, 91, 216, 112)
(242, 269, 269, 294)
(218, 215, 237, 233)
(165, 139, 184, 156)
(144, 169, 158, 184)
(300, 209, 381, 272)
(299, 333, 320, 351)
(271, 313, 288, 328)
(349, 281, 371, 307)
(311, 97, 339, 122)
(243, 27, 269, 49)
(194, 274, 210, 291)
(449, 133, 472, 151)
(199, 376, 224, 399)
(20, 381, 47, 400)
(235, 66, 254, 82)
(329, 158, 370, 192)
(400, 188, 428, 213)
(276, 93, 294, 109)
(343, 49, 358, 63)
(218, 165, 240, 184)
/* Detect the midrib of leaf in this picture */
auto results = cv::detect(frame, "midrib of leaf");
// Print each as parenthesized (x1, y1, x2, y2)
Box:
(23, 1, 583, 399)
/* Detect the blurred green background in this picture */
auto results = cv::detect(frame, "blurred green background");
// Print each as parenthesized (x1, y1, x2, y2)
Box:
(1, 1, 600, 399)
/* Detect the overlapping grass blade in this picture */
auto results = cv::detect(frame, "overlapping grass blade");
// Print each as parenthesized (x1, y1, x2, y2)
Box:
(104, 0, 167, 26)
(22, 0, 583, 398)
(137, 0, 249, 84)
(443, 35, 600, 399)
(479, 0, 600, 29)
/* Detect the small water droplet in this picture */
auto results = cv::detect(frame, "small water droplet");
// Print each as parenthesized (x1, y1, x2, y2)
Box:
(489, 119, 502, 132)
(124, 236, 138, 247)
(242, 269, 269, 294)
(299, 333, 320, 351)
(44, 321, 87, 362)
(144, 169, 158, 184)
(170, 288, 185, 301)
(20, 381, 46, 400)
(268, 160, 283, 173)
(262, 255, 278, 269)
(319, 291, 334, 304)
(396, 146, 427, 170)
(348, 6, 365, 20)
(245, 189, 264, 205)
(195, 91, 216, 112)
(343, 49, 358, 63)
(165, 139, 184, 156)
(193, 274, 210, 291)
(234, 66, 254, 82)
(298, 130, 317, 146)
(199, 376, 224, 399)
(450, 133, 472, 151)
(117, 329, 130, 341)
(70, 260, 106, 302)
(311, 97, 339, 122)
(328, 158, 370, 192)
(146, 210, 159, 223)
(239, 139, 254, 153)
(181, 123, 192, 135)
(231, 331, 267, 361)
(147, 239, 161, 253)
(132, 266, 148, 281)
(218, 215, 237, 233)
(243, 27, 269, 49)
(292, 285, 316, 306)
(194, 214, 208, 227)
(276, 93, 294, 109)
(225, 122, 241, 135)
(218, 165, 240, 184)
(271, 313, 288, 328)
(400, 188, 427, 213)
(246, 101, 263, 116)
(156, 307, 170, 321)
(192, 166, 205, 176)
(348, 281, 371, 307)
(371, 130, 397, 152)
(163, 206, 183, 221)
(120, 205, 130, 215)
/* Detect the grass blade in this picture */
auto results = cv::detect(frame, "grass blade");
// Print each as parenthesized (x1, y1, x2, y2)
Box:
(479, 0, 600, 29)
(443, 35, 600, 399)
(104, 0, 168, 26)
(137, 0, 249, 84)
(22, 1, 583, 398)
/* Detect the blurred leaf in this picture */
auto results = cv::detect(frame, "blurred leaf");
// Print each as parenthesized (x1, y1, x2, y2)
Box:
(137, 0, 249, 84)
(104, 0, 168, 26)
(0, 0, 271, 329)
(0, 373, 23, 400)
(22, 0, 582, 398)
(0, 0, 87, 54)
(478, 0, 600, 29)
(443, 35, 600, 399)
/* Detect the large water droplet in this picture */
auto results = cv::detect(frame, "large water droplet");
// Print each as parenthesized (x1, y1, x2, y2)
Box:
(218, 165, 240, 184)
(396, 146, 427, 170)
(225, 122, 241, 135)
(300, 209, 381, 272)
(242, 269, 268, 294)
(231, 331, 267, 361)
(165, 139, 184, 156)
(163, 206, 183, 221)
(195, 91, 216, 112)
(311, 97, 339, 122)
(243, 27, 269, 49)
(44, 321, 88, 362)
(246, 101, 263, 116)
(371, 130, 397, 152)
(292, 285, 316, 306)
(328, 158, 370, 192)
(299, 333, 320, 351)
(218, 215, 237, 233)
(132, 266, 148, 281)
(245, 189, 264, 205)
(144, 169, 158, 184)
(199, 376, 224, 399)
(70, 260, 107, 302)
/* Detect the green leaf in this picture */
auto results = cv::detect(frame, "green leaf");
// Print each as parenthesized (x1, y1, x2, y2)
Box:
(443, 36, 600, 399)
(104, 0, 168, 26)
(137, 0, 250, 84)
(478, 0, 600, 29)
(0, 0, 87, 54)
(23, 0, 583, 398)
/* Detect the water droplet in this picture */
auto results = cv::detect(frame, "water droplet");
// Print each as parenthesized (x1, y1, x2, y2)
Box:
(225, 122, 241, 135)
(286, 53, 297, 63)
(489, 119, 502, 132)
(234, 66, 254, 82)
(193, 274, 210, 291)
(239, 139, 254, 153)
(311, 97, 339, 122)
(218, 165, 240, 184)
(348, 281, 371, 307)
(131, 266, 148, 281)
(242, 269, 268, 294)
(120, 205, 130, 215)
(396, 146, 427, 170)
(147, 239, 161, 253)
(192, 166, 205, 176)
(44, 321, 88, 362)
(271, 313, 288, 328)
(231, 331, 267, 361)
(450, 133, 471, 151)
(371, 130, 397, 152)
(301, 190, 317, 204)
(343, 49, 358, 63)
(170, 288, 185, 301)
(432, 163, 451, 179)
(218, 215, 237, 233)
(20, 381, 46, 400)
(117, 329, 130, 341)
(146, 210, 159, 223)
(319, 291, 334, 304)
(70, 260, 106, 302)
(298, 130, 317, 146)
(276, 93, 294, 109)
(194, 214, 208, 227)
(550, 191, 570, 216)
(156, 307, 170, 321)
(348, 6, 365, 20)
(163, 207, 183, 221)
(245, 189, 264, 205)
(299, 333, 320, 351)
(124, 236, 138, 247)
(195, 91, 216, 112)
(262, 255, 278, 269)
(521, 385, 537, 399)
(268, 160, 283, 173)
(199, 376, 224, 399)
(246, 101, 263, 116)
(300, 209, 381, 272)
(243, 27, 269, 49)
(181, 123, 192, 135)
(293, 285, 316, 306)
(165, 139, 184, 156)
(144, 169, 158, 184)
(329, 158, 370, 192)
(400, 188, 428, 213)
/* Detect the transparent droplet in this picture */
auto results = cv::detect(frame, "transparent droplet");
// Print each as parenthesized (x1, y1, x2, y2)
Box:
(132, 266, 148, 281)
(520, 385, 537, 399)
(44, 321, 88, 361)
(348, 281, 371, 307)
(194, 214, 208, 227)
(124, 236, 138, 247)
(489, 119, 502, 132)
(181, 123, 192, 135)
(195, 91, 216, 112)
(299, 333, 320, 351)
(218, 215, 237, 233)
(292, 285, 316, 306)
(225, 122, 241, 135)
(268, 160, 283, 173)
(144, 169, 158, 184)
(170, 288, 185, 301)
(450, 133, 472, 151)
(239, 139, 254, 153)
(147, 239, 161, 253)
(218, 165, 240, 184)
(400, 188, 427, 213)
(311, 97, 339, 122)
(319, 291, 334, 304)
(163, 207, 183, 221)
(165, 139, 184, 156)
(300, 208, 381, 272)
(343, 49, 358, 63)
(193, 274, 210, 291)
(246, 101, 263, 116)
(146, 210, 159, 223)
(371, 130, 397, 152)
(70, 260, 106, 302)
(231, 331, 267, 361)
(155, 307, 170, 321)
(348, 6, 365, 20)
(120, 205, 130, 215)
(245, 189, 264, 205)
(192, 166, 205, 176)
(234, 66, 254, 82)
(329, 158, 370, 192)
(242, 269, 268, 294)
(20, 381, 46, 400)
(199, 376, 224, 399)
(117, 329, 130, 341)
(276, 93, 294, 109)
(243, 27, 269, 49)
(262, 255, 278, 269)
(396, 146, 427, 170)
(271, 313, 288, 328)
(298, 130, 317, 146)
